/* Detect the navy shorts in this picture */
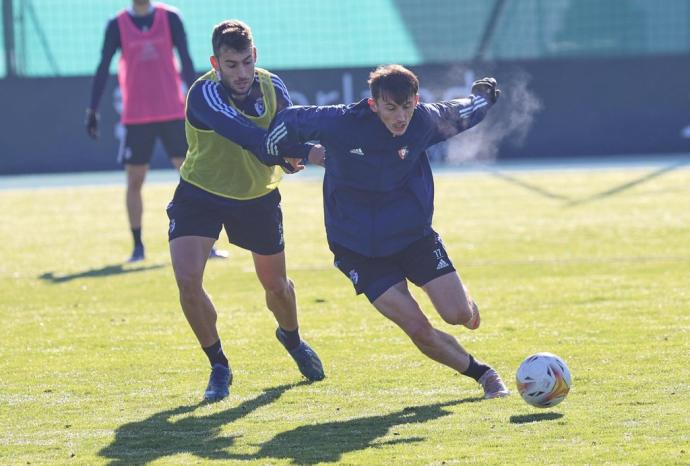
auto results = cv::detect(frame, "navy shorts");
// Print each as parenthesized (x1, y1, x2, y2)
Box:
(118, 119, 187, 165)
(330, 231, 456, 303)
(166, 179, 284, 255)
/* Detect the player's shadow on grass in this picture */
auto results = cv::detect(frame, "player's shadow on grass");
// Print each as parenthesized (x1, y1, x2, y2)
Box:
(39, 263, 164, 283)
(99, 392, 480, 465)
(509, 412, 563, 424)
(230, 397, 482, 464)
(98, 382, 306, 466)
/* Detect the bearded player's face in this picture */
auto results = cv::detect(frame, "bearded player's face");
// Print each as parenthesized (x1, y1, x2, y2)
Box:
(211, 46, 256, 98)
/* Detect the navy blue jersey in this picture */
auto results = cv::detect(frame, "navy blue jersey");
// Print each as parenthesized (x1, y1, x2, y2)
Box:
(186, 71, 310, 160)
(265, 92, 495, 256)
(89, 6, 195, 112)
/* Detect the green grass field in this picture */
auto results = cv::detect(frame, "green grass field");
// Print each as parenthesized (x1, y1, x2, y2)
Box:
(1, 163, 689, 465)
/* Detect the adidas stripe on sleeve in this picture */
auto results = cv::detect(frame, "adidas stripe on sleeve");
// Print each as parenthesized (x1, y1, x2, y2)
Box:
(421, 94, 494, 145)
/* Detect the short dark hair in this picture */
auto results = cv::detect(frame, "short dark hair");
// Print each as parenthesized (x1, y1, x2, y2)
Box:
(212, 20, 253, 56)
(368, 65, 419, 104)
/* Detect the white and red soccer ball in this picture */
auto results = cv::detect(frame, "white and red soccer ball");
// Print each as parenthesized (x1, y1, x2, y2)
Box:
(516, 352, 572, 408)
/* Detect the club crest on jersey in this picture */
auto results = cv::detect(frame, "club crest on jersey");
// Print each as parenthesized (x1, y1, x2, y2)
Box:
(398, 146, 409, 160)
(254, 99, 265, 115)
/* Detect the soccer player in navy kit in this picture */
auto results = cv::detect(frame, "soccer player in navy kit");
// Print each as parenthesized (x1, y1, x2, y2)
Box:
(85, 0, 227, 262)
(264, 65, 510, 399)
(166, 20, 325, 402)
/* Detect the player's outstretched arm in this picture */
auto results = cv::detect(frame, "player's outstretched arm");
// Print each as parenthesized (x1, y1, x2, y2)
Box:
(187, 80, 306, 171)
(421, 76, 501, 145)
(264, 104, 343, 160)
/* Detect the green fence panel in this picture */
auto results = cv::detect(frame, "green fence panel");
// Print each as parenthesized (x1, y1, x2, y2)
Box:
(13, 0, 421, 76)
(489, 0, 690, 60)
(5, 0, 690, 77)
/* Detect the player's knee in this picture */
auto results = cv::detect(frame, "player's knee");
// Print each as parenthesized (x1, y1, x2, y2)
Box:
(440, 302, 473, 326)
(127, 180, 144, 191)
(263, 276, 293, 297)
(175, 272, 204, 298)
(126, 175, 146, 191)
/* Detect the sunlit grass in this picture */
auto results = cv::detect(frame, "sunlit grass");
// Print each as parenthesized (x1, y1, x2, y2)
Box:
(1, 164, 689, 465)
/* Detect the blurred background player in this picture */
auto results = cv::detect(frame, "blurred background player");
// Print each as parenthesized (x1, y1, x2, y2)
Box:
(85, 0, 227, 262)
(265, 65, 510, 399)
(166, 20, 325, 402)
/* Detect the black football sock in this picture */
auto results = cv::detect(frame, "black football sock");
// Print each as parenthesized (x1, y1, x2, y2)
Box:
(279, 326, 301, 351)
(131, 228, 143, 248)
(202, 340, 229, 368)
(461, 354, 491, 381)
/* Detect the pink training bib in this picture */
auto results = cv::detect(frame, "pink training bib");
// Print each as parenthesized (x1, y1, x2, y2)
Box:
(116, 5, 185, 124)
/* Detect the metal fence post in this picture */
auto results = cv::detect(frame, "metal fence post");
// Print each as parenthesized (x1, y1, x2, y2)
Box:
(2, 0, 17, 77)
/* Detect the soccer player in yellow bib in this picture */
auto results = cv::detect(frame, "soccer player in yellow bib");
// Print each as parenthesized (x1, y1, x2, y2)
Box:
(166, 20, 325, 402)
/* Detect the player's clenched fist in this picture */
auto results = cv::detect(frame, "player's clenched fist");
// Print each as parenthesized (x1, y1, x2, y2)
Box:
(471, 77, 501, 103)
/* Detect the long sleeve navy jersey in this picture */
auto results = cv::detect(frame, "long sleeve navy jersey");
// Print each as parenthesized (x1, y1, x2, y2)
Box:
(88, 8, 195, 112)
(186, 71, 310, 160)
(264, 92, 495, 256)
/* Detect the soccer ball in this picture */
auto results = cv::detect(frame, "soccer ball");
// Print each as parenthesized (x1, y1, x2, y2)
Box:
(516, 352, 572, 408)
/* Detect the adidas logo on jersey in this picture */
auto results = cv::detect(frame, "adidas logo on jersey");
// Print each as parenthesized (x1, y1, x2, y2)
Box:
(349, 148, 365, 156)
(436, 259, 449, 270)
